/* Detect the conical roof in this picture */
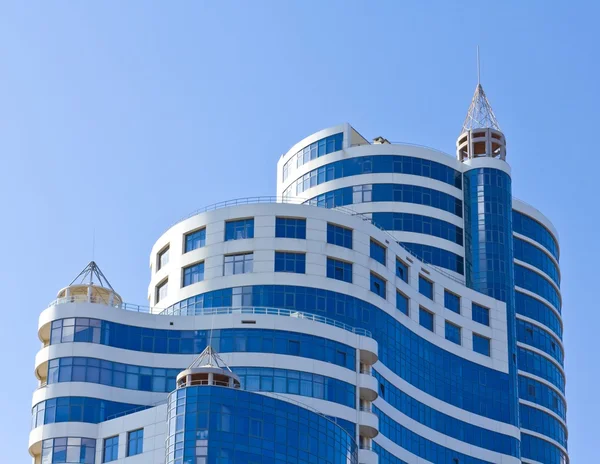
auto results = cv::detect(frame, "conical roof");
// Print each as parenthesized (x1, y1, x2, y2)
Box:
(187, 345, 233, 372)
(69, 261, 114, 290)
(461, 84, 501, 133)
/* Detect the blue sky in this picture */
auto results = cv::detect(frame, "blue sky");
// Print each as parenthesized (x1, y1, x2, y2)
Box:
(0, 1, 595, 461)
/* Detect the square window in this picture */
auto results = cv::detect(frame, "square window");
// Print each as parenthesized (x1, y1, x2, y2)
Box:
(327, 223, 352, 249)
(370, 239, 386, 265)
(472, 303, 490, 326)
(396, 258, 408, 282)
(419, 275, 433, 299)
(473, 333, 491, 356)
(445, 321, 461, 345)
(183, 262, 204, 287)
(127, 428, 143, 457)
(274, 252, 306, 274)
(157, 246, 169, 271)
(225, 219, 254, 241)
(184, 228, 206, 252)
(326, 258, 352, 283)
(419, 308, 434, 331)
(370, 273, 386, 299)
(275, 218, 306, 239)
(444, 290, 460, 314)
(103, 436, 119, 462)
(224, 253, 253, 276)
(396, 291, 409, 316)
(156, 279, 168, 303)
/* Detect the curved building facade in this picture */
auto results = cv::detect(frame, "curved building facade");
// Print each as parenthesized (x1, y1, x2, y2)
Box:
(29, 84, 566, 464)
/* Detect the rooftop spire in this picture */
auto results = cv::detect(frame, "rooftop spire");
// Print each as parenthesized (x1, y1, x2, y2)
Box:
(69, 261, 114, 290)
(461, 83, 501, 133)
(187, 345, 233, 372)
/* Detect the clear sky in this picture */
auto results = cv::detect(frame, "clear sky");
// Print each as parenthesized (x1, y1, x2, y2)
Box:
(0, 1, 596, 461)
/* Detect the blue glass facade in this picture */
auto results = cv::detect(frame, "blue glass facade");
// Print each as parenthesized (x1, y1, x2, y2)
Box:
(399, 242, 464, 274)
(372, 212, 463, 245)
(42, 437, 96, 464)
(282, 132, 343, 181)
(166, 386, 357, 464)
(513, 211, 560, 260)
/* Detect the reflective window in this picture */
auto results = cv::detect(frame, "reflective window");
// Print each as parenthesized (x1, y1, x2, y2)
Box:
(156, 279, 168, 303)
(159, 284, 515, 423)
(307, 183, 463, 217)
(224, 218, 254, 241)
(374, 371, 519, 457)
(373, 444, 409, 464)
(127, 429, 143, 457)
(372, 212, 463, 245)
(518, 347, 565, 393)
(370, 239, 386, 265)
(395, 258, 408, 282)
(49, 320, 356, 369)
(517, 319, 563, 365)
(274, 251, 305, 274)
(400, 242, 464, 275)
(184, 228, 206, 253)
(166, 386, 357, 464)
(234, 367, 355, 408)
(42, 437, 96, 464)
(419, 307, 434, 331)
(513, 211, 559, 261)
(327, 223, 352, 249)
(370, 272, 386, 298)
(515, 264, 561, 311)
(157, 246, 169, 271)
(275, 217, 306, 239)
(32, 397, 148, 429)
(520, 404, 567, 448)
(445, 321, 461, 345)
(376, 407, 494, 464)
(283, 154, 463, 198)
(514, 237, 560, 285)
(103, 436, 118, 463)
(282, 132, 343, 182)
(473, 333, 490, 356)
(183, 262, 204, 287)
(516, 291, 562, 339)
(521, 432, 567, 464)
(518, 376, 566, 420)
(472, 303, 490, 326)
(327, 257, 352, 283)
(224, 253, 253, 275)
(444, 290, 460, 314)
(396, 291, 409, 316)
(419, 275, 433, 299)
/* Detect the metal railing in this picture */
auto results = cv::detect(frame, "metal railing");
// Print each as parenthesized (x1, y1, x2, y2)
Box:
(178, 379, 233, 388)
(359, 406, 372, 413)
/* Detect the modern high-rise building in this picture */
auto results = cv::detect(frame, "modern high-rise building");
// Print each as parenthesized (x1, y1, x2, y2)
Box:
(29, 84, 566, 464)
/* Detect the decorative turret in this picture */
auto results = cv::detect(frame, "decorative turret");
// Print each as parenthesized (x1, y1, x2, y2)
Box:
(176, 345, 241, 389)
(56, 261, 122, 307)
(456, 83, 506, 162)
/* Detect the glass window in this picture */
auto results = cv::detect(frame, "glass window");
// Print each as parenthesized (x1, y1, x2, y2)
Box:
(473, 334, 491, 356)
(326, 258, 352, 283)
(183, 262, 204, 287)
(419, 275, 433, 299)
(225, 219, 254, 241)
(156, 279, 168, 303)
(352, 184, 372, 203)
(103, 436, 119, 462)
(445, 321, 461, 345)
(396, 258, 408, 282)
(370, 273, 386, 299)
(184, 228, 206, 252)
(275, 218, 306, 239)
(274, 252, 306, 274)
(224, 253, 253, 275)
(396, 291, 409, 316)
(370, 239, 386, 265)
(419, 308, 434, 331)
(472, 303, 490, 326)
(42, 437, 97, 464)
(327, 223, 352, 249)
(444, 290, 460, 314)
(157, 246, 169, 271)
(127, 428, 143, 457)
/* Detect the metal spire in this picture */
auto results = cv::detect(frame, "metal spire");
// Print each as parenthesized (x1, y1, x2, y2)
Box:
(69, 261, 115, 290)
(187, 346, 233, 372)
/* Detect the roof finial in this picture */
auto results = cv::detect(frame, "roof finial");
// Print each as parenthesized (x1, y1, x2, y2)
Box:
(477, 45, 481, 86)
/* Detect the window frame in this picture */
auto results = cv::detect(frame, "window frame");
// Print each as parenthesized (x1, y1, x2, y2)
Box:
(275, 217, 307, 239)
(224, 218, 255, 241)
(419, 307, 435, 332)
(274, 251, 306, 274)
(370, 238, 387, 266)
(472, 302, 490, 326)
(419, 275, 434, 300)
(155, 278, 168, 304)
(103, 435, 119, 463)
(326, 223, 353, 249)
(444, 290, 461, 314)
(157, 245, 170, 271)
(223, 252, 254, 276)
(184, 227, 206, 253)
(182, 262, 205, 287)
(396, 290, 409, 316)
(473, 333, 491, 356)
(326, 257, 353, 283)
(369, 272, 387, 299)
(445, 321, 461, 345)
(396, 257, 409, 283)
